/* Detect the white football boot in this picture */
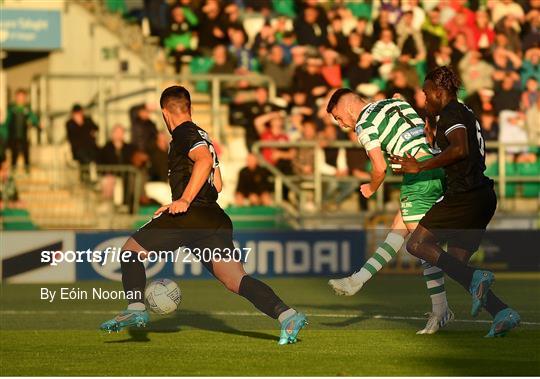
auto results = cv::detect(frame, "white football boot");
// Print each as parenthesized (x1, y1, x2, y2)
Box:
(328, 276, 365, 296)
(416, 308, 455, 334)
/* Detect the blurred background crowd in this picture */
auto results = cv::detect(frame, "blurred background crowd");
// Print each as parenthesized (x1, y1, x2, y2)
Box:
(1, 0, 539, 217)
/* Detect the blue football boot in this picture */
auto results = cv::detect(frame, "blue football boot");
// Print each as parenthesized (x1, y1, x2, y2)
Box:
(278, 312, 308, 345)
(469, 270, 495, 317)
(485, 308, 521, 338)
(100, 309, 150, 333)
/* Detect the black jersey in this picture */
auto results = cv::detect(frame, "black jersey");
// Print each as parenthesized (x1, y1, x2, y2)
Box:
(169, 121, 219, 205)
(434, 100, 491, 195)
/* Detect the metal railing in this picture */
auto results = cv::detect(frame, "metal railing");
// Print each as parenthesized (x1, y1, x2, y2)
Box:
(30, 73, 276, 145)
(253, 140, 540, 224)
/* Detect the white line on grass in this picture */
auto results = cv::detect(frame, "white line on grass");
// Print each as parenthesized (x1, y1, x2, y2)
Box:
(1, 310, 539, 326)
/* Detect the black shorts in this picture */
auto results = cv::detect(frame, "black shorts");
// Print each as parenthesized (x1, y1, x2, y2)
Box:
(131, 203, 235, 274)
(419, 183, 497, 252)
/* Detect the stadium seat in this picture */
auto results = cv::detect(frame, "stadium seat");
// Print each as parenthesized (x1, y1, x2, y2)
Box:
(1, 208, 38, 230)
(517, 161, 540, 198)
(189, 57, 214, 93)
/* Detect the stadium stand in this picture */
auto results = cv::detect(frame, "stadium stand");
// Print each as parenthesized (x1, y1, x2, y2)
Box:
(1, 0, 539, 230)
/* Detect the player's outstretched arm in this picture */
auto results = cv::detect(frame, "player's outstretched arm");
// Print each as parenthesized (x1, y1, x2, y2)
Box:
(391, 128, 468, 174)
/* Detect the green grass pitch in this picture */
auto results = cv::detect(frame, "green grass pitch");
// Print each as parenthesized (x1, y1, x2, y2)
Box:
(1, 274, 539, 376)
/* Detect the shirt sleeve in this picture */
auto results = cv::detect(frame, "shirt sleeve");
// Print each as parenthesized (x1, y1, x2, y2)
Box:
(356, 121, 381, 152)
(438, 106, 466, 138)
(177, 126, 207, 156)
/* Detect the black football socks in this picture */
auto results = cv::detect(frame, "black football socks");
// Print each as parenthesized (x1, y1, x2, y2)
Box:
(238, 275, 291, 319)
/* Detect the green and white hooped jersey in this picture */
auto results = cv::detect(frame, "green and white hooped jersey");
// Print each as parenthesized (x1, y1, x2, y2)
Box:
(355, 99, 429, 157)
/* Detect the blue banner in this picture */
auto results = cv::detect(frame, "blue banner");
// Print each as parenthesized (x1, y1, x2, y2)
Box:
(1, 9, 61, 50)
(75, 230, 365, 281)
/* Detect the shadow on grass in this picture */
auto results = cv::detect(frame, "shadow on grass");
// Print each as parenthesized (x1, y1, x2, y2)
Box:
(105, 311, 277, 344)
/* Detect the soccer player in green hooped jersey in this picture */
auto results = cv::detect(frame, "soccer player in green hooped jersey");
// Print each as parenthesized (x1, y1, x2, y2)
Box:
(326, 89, 453, 334)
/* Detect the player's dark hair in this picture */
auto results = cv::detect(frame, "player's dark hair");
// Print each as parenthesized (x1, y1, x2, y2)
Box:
(160, 85, 191, 113)
(326, 88, 355, 113)
(425, 66, 461, 97)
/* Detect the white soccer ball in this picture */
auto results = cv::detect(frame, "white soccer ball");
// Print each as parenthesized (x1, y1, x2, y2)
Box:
(144, 278, 181, 315)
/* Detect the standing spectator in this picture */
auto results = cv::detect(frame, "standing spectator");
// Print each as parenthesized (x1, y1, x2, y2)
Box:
(422, 7, 447, 69)
(129, 103, 158, 155)
(65, 104, 99, 164)
(294, 6, 327, 47)
(251, 22, 277, 60)
(5, 89, 39, 172)
(385, 68, 416, 105)
(404, 0, 426, 31)
(494, 19, 522, 54)
(449, 32, 469, 68)
(372, 9, 396, 41)
(278, 31, 297, 64)
(261, 45, 295, 96)
(522, 6, 540, 51)
(371, 28, 401, 79)
(235, 153, 273, 206)
(445, 12, 475, 49)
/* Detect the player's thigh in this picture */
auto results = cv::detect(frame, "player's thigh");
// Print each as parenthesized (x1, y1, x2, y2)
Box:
(390, 210, 410, 237)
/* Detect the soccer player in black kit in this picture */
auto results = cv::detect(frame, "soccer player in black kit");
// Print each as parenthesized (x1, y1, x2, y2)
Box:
(100, 86, 307, 345)
(391, 67, 520, 337)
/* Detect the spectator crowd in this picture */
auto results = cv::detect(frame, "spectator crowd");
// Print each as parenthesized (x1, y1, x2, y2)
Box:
(138, 0, 539, 208)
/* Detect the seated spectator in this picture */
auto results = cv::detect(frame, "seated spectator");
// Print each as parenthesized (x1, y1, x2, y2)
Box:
(472, 9, 495, 53)
(98, 124, 137, 203)
(148, 131, 169, 182)
(235, 153, 273, 206)
(373, 9, 396, 41)
(252, 22, 277, 60)
(493, 73, 522, 114)
(321, 49, 343, 89)
(422, 7, 448, 67)
(494, 15, 522, 54)
(278, 31, 297, 64)
(522, 7, 540, 51)
(294, 6, 327, 47)
(480, 110, 499, 142)
(348, 52, 377, 90)
(449, 32, 468, 67)
(228, 26, 256, 73)
(371, 28, 401, 79)
(66, 104, 98, 164)
(492, 47, 522, 84)
(196, 0, 228, 54)
(129, 103, 158, 155)
(294, 57, 329, 106)
(406, 0, 426, 31)
(289, 91, 314, 120)
(466, 88, 495, 118)
(522, 47, 540, 85)
(209, 44, 235, 74)
(261, 45, 295, 96)
(396, 9, 426, 64)
(385, 68, 417, 105)
(163, 5, 198, 73)
(445, 12, 475, 50)
(521, 77, 539, 112)
(255, 111, 295, 174)
(327, 16, 349, 53)
(230, 87, 280, 151)
(459, 51, 495, 95)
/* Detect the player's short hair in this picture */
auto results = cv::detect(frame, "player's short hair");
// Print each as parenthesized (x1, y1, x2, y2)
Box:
(160, 85, 191, 114)
(326, 88, 355, 113)
(425, 66, 461, 96)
